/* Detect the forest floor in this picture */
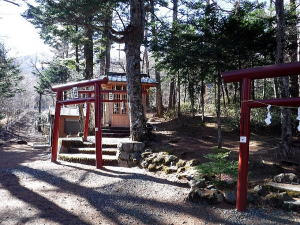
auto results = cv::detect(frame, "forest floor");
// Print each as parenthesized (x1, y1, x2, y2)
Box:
(0, 112, 299, 224)
(148, 115, 300, 185)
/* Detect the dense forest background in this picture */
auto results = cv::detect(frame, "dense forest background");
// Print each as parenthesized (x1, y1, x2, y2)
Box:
(1, 0, 300, 159)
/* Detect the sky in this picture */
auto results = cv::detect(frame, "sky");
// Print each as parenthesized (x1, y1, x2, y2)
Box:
(0, 0, 51, 58)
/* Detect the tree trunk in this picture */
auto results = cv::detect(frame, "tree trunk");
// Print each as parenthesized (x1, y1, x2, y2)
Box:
(168, 0, 178, 111)
(104, 14, 112, 74)
(275, 0, 293, 158)
(125, 0, 147, 141)
(216, 73, 222, 149)
(84, 23, 93, 79)
(150, 0, 163, 117)
(224, 82, 230, 104)
(168, 80, 176, 110)
(221, 80, 226, 107)
(263, 78, 266, 98)
(37, 92, 42, 132)
(233, 82, 238, 103)
(200, 79, 205, 122)
(155, 69, 163, 117)
(288, 0, 299, 97)
(273, 77, 280, 98)
(75, 25, 80, 73)
(177, 72, 181, 118)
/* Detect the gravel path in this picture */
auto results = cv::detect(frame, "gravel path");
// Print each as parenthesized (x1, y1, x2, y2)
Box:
(0, 143, 299, 225)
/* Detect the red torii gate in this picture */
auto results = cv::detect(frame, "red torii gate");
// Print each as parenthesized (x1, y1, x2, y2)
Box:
(222, 62, 300, 211)
(51, 77, 127, 169)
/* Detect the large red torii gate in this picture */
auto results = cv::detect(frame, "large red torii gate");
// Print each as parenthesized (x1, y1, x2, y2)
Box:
(222, 62, 300, 211)
(51, 77, 127, 169)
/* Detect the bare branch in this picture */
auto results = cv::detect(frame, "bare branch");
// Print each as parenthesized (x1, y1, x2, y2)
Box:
(3, 0, 19, 6)
(114, 9, 126, 30)
(110, 28, 126, 36)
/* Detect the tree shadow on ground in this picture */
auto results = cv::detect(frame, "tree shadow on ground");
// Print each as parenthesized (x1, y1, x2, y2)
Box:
(56, 162, 189, 188)
(1, 163, 297, 225)
(0, 143, 298, 225)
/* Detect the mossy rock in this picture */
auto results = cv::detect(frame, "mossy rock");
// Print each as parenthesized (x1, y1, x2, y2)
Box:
(177, 167, 186, 173)
(262, 192, 292, 208)
(148, 163, 157, 171)
(153, 154, 166, 165)
(163, 166, 177, 174)
(176, 159, 186, 168)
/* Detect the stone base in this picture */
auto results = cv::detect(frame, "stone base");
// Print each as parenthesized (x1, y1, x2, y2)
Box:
(117, 141, 145, 167)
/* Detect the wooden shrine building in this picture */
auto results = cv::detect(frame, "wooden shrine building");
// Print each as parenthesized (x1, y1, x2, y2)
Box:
(50, 72, 156, 137)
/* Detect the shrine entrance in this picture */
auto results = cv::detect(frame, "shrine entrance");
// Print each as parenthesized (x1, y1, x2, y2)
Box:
(222, 62, 300, 211)
(51, 77, 128, 169)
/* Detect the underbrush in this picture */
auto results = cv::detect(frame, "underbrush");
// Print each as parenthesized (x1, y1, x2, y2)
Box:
(196, 149, 238, 187)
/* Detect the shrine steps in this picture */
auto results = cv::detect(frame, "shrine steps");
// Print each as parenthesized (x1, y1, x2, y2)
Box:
(58, 141, 119, 166)
(69, 147, 118, 155)
(58, 153, 118, 166)
(102, 127, 130, 138)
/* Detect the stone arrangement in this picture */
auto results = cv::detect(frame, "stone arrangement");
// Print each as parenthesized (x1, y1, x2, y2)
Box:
(187, 172, 300, 210)
(117, 141, 145, 167)
(140, 150, 199, 178)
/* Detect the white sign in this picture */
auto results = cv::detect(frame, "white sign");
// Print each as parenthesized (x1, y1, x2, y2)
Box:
(109, 92, 114, 100)
(240, 136, 247, 143)
(72, 87, 79, 98)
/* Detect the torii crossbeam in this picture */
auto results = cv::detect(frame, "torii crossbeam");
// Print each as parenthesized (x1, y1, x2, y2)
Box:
(222, 62, 300, 211)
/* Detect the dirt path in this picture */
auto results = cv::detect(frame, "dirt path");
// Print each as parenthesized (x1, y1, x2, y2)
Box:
(0, 142, 299, 225)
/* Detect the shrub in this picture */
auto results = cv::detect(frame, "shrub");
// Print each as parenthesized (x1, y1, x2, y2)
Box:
(196, 151, 238, 181)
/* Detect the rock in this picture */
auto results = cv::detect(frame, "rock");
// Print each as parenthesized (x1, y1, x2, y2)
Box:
(177, 167, 185, 173)
(133, 142, 145, 152)
(266, 182, 300, 194)
(129, 152, 141, 161)
(141, 152, 153, 158)
(148, 164, 157, 172)
(273, 173, 299, 184)
(164, 155, 178, 165)
(118, 151, 130, 161)
(187, 188, 223, 204)
(163, 166, 178, 174)
(186, 159, 199, 167)
(17, 140, 27, 145)
(253, 185, 267, 196)
(263, 192, 291, 208)
(177, 174, 188, 180)
(121, 142, 134, 152)
(144, 148, 153, 153)
(247, 191, 259, 204)
(140, 160, 149, 168)
(188, 179, 206, 189)
(153, 154, 165, 165)
(283, 198, 300, 210)
(223, 190, 236, 204)
(206, 184, 215, 189)
(176, 159, 186, 168)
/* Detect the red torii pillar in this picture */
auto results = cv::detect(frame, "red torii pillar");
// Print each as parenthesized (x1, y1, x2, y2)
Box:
(222, 62, 300, 211)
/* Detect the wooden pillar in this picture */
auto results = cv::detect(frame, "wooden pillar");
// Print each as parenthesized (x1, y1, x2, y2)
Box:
(95, 83, 103, 168)
(51, 91, 62, 162)
(83, 93, 91, 141)
(236, 78, 251, 211)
